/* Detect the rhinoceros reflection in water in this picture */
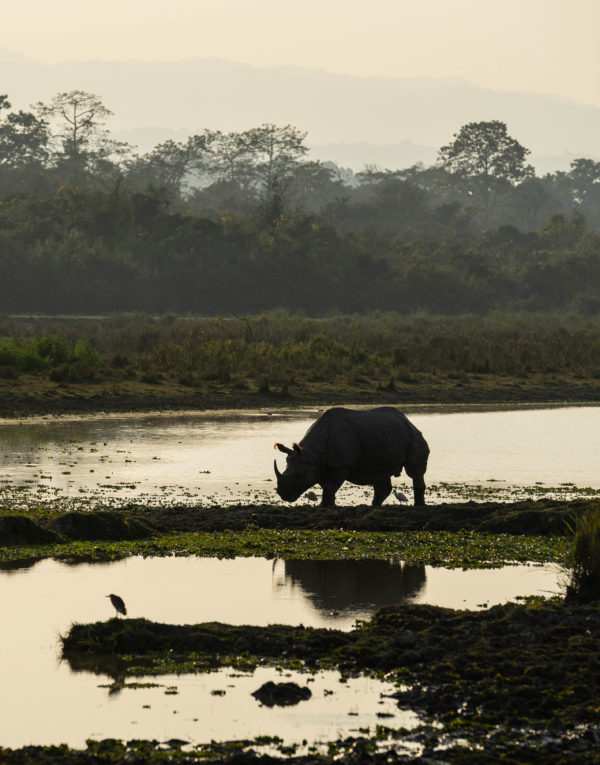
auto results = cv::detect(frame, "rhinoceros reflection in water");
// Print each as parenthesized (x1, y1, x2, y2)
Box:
(274, 406, 429, 507)
(279, 559, 426, 614)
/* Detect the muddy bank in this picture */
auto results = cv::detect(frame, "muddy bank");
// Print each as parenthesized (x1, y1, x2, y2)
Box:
(130, 498, 590, 536)
(1, 377, 600, 419)
(0, 499, 590, 548)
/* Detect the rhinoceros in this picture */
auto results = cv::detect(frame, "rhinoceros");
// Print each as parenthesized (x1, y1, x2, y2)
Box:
(273, 406, 429, 507)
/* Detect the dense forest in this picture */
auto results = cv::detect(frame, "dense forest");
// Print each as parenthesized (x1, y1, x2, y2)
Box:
(1, 90, 599, 315)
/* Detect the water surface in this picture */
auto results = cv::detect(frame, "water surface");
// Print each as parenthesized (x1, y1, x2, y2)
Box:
(1, 405, 598, 507)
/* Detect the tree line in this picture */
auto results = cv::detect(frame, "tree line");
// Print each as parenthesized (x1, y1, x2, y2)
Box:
(0, 183, 598, 315)
(0, 89, 599, 316)
(1, 89, 599, 232)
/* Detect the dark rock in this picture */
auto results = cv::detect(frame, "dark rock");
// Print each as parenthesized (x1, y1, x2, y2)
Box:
(251, 681, 312, 707)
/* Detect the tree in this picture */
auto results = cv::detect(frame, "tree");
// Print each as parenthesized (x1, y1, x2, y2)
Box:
(126, 134, 212, 204)
(34, 90, 129, 183)
(567, 159, 600, 228)
(438, 121, 533, 220)
(568, 158, 600, 204)
(0, 95, 49, 194)
(243, 124, 309, 219)
(545, 158, 600, 231)
(208, 130, 254, 186)
(285, 160, 343, 213)
(0, 95, 48, 167)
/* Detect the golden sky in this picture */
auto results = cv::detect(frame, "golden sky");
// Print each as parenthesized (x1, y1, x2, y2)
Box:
(3, 0, 599, 107)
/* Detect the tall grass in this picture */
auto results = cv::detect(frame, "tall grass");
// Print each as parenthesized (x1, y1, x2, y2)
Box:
(1, 311, 599, 385)
(566, 506, 600, 603)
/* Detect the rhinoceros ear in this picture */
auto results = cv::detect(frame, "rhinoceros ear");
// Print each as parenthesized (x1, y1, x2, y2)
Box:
(274, 442, 293, 454)
(293, 442, 302, 453)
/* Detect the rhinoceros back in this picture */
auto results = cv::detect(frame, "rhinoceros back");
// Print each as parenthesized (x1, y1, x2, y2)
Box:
(300, 406, 426, 483)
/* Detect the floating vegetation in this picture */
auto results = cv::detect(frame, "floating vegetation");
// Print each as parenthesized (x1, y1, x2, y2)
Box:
(0, 526, 572, 568)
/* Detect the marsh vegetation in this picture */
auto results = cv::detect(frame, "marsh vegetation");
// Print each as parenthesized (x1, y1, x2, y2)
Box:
(1, 313, 599, 415)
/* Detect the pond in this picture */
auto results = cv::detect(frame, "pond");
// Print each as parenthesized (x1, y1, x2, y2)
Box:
(1, 405, 599, 508)
(0, 556, 561, 748)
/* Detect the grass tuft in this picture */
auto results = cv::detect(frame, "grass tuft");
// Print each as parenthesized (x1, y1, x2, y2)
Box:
(566, 506, 600, 602)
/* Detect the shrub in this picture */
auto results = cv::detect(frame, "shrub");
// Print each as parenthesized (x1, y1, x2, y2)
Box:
(566, 506, 600, 603)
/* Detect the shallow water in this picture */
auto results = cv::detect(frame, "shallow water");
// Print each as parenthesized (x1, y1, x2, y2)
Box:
(0, 405, 588, 748)
(0, 405, 599, 507)
(0, 556, 561, 747)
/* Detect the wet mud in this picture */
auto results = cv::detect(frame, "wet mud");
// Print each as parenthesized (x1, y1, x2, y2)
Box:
(131, 498, 589, 536)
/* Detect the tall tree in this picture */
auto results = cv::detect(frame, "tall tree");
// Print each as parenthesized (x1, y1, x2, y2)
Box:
(34, 90, 128, 183)
(243, 123, 308, 219)
(208, 130, 254, 186)
(438, 120, 533, 220)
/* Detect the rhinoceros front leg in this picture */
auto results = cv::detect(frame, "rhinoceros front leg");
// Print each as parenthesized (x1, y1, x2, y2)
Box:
(319, 468, 350, 507)
(405, 439, 429, 506)
(372, 477, 392, 506)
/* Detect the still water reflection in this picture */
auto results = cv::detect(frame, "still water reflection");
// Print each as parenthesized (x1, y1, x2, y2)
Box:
(0, 556, 561, 747)
(0, 405, 599, 506)
(0, 557, 558, 746)
(281, 560, 426, 613)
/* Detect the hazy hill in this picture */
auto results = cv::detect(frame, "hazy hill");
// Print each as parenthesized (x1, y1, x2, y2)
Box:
(2, 50, 599, 171)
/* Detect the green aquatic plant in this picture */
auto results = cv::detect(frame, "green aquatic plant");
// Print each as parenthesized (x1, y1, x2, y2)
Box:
(0, 528, 572, 568)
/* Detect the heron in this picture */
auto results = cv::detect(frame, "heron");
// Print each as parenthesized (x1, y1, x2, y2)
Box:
(393, 489, 409, 503)
(106, 593, 127, 617)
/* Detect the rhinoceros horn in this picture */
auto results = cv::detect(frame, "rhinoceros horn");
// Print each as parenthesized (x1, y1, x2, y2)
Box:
(273, 459, 281, 479)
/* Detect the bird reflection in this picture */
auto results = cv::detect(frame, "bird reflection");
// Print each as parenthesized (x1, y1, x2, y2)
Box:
(277, 559, 426, 613)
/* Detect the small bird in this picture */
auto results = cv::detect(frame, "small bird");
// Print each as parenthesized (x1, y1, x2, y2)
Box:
(106, 593, 127, 617)
(393, 489, 409, 503)
(305, 491, 318, 502)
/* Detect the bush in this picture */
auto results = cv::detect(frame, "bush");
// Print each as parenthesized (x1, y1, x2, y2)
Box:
(0, 333, 100, 376)
(566, 507, 600, 603)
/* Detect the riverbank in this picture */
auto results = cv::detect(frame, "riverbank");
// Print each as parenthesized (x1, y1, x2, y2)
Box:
(1, 373, 600, 418)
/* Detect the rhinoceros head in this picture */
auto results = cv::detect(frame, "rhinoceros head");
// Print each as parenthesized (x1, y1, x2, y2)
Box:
(273, 442, 319, 502)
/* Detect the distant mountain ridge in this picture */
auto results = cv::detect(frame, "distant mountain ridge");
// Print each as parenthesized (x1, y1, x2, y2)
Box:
(1, 51, 599, 171)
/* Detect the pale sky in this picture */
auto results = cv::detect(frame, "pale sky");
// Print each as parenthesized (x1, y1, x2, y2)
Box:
(2, 0, 600, 107)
